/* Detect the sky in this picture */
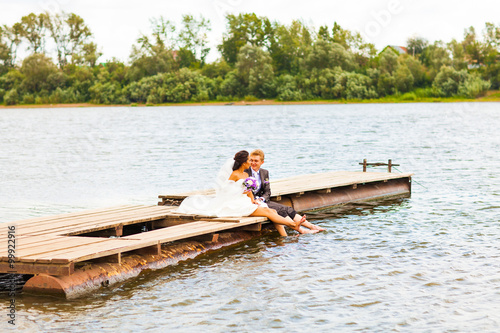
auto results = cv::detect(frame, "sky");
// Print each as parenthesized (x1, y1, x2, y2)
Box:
(1, 0, 499, 63)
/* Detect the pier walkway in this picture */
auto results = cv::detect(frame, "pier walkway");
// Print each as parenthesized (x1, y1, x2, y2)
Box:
(1, 170, 412, 278)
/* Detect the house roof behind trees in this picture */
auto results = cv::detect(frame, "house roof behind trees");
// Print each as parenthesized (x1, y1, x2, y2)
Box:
(380, 45, 408, 55)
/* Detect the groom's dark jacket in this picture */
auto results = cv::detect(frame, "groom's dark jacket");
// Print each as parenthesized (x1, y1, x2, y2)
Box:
(244, 167, 297, 219)
(244, 168, 271, 202)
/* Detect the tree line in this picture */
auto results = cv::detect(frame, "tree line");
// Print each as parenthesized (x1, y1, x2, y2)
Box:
(1, 12, 499, 105)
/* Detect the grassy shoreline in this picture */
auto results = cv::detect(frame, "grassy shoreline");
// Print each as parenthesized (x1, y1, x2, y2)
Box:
(1, 91, 499, 109)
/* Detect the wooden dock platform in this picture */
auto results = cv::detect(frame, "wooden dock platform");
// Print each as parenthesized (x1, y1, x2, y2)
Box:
(0, 205, 267, 276)
(159, 170, 413, 210)
(1, 169, 412, 298)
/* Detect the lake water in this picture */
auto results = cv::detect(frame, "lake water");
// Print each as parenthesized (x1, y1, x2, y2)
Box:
(0, 103, 499, 332)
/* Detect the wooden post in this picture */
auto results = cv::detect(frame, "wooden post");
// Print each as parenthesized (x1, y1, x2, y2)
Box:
(362, 159, 367, 172)
(388, 159, 392, 173)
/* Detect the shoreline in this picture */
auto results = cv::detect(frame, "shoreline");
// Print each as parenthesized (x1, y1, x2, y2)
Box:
(1, 91, 499, 109)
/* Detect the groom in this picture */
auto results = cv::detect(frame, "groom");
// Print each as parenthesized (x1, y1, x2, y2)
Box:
(244, 149, 323, 233)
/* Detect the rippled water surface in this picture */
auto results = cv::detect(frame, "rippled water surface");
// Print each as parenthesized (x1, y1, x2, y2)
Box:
(1, 103, 499, 332)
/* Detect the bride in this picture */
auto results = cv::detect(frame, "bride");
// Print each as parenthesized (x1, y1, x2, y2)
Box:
(177, 150, 305, 235)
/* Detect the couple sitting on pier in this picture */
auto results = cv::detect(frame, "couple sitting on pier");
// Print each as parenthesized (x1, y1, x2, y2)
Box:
(178, 149, 324, 236)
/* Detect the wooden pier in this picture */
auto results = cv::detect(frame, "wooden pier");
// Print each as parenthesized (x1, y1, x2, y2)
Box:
(1, 169, 412, 298)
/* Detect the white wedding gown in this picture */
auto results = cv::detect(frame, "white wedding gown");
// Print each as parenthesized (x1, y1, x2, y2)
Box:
(177, 159, 259, 217)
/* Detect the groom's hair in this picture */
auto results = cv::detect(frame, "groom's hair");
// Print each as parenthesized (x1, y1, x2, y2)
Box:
(250, 149, 265, 161)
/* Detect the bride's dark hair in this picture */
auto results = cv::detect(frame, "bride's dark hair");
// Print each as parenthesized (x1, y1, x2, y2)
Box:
(233, 150, 249, 170)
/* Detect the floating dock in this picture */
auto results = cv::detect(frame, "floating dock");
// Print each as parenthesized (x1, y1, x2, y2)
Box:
(1, 168, 412, 298)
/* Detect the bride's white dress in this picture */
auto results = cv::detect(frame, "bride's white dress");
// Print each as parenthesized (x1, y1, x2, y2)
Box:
(177, 158, 259, 217)
(177, 179, 258, 217)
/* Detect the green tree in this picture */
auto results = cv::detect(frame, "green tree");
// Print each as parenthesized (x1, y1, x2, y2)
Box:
(177, 14, 211, 66)
(269, 20, 312, 75)
(220, 69, 245, 98)
(377, 73, 396, 96)
(201, 59, 232, 79)
(20, 53, 60, 93)
(317, 25, 330, 40)
(432, 66, 468, 96)
(0, 69, 24, 103)
(482, 22, 500, 65)
(0, 23, 23, 67)
(394, 64, 414, 93)
(303, 39, 354, 71)
(218, 13, 274, 65)
(462, 26, 484, 65)
(402, 54, 426, 87)
(406, 36, 428, 57)
(0, 26, 11, 73)
(447, 39, 468, 70)
(236, 44, 275, 97)
(378, 50, 398, 74)
(420, 41, 452, 79)
(19, 13, 48, 53)
(323, 22, 376, 67)
(128, 17, 178, 81)
(46, 12, 95, 68)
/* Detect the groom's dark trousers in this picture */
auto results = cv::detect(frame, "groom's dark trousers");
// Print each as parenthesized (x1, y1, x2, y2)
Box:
(244, 168, 297, 219)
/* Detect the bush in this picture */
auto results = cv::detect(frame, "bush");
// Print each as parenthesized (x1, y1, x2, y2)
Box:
(20, 53, 59, 93)
(432, 66, 468, 97)
(377, 73, 396, 96)
(344, 72, 378, 99)
(413, 87, 437, 98)
(394, 65, 414, 93)
(4, 88, 19, 105)
(48, 87, 79, 104)
(457, 75, 491, 98)
(220, 70, 244, 98)
(244, 95, 258, 102)
(433, 66, 491, 98)
(400, 92, 417, 101)
(22, 93, 35, 104)
(89, 82, 126, 104)
(276, 74, 303, 101)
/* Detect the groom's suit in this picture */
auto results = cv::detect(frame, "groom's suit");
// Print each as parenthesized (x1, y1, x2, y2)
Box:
(244, 167, 297, 219)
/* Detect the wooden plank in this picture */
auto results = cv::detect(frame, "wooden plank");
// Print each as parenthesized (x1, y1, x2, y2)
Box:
(17, 238, 114, 263)
(8, 205, 145, 227)
(122, 216, 268, 244)
(0, 205, 159, 239)
(0, 235, 95, 260)
(13, 206, 167, 233)
(11, 205, 178, 237)
(159, 171, 413, 199)
(19, 238, 142, 263)
(2, 216, 267, 268)
(2, 237, 106, 262)
(16, 206, 178, 237)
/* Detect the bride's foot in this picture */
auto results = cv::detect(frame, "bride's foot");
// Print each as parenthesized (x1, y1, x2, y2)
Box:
(311, 225, 326, 231)
(298, 227, 320, 234)
(292, 218, 305, 232)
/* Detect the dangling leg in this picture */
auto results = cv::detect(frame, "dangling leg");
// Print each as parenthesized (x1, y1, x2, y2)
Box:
(273, 223, 287, 236)
(294, 214, 325, 232)
(250, 207, 304, 232)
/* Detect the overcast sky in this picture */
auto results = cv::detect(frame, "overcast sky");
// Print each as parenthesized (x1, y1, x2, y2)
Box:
(1, 0, 499, 63)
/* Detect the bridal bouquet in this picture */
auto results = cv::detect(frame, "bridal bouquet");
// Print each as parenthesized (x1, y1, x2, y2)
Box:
(243, 177, 258, 191)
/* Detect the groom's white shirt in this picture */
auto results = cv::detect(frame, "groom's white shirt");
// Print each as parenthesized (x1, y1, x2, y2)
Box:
(251, 168, 264, 201)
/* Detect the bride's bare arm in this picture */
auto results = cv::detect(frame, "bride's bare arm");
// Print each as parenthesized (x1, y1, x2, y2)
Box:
(246, 190, 255, 203)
